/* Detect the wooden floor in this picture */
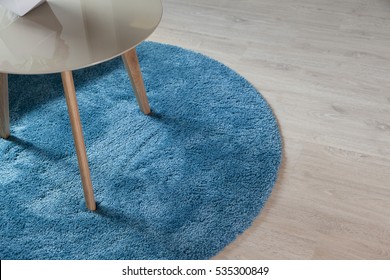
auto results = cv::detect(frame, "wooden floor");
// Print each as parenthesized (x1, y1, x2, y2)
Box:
(149, 0, 390, 259)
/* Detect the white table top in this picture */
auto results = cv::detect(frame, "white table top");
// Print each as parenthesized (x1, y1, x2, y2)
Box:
(0, 0, 162, 74)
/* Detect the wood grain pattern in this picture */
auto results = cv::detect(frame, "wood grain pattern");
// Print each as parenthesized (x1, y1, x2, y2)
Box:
(61, 71, 96, 211)
(0, 73, 10, 139)
(149, 0, 390, 259)
(122, 49, 151, 115)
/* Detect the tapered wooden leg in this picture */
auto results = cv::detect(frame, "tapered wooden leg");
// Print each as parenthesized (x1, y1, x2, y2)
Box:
(0, 73, 10, 139)
(122, 48, 151, 114)
(61, 71, 96, 211)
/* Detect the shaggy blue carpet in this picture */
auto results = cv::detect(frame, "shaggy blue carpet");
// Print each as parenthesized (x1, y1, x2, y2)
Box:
(0, 42, 282, 259)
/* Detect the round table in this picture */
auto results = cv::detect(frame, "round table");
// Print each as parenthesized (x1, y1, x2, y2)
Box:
(0, 0, 163, 210)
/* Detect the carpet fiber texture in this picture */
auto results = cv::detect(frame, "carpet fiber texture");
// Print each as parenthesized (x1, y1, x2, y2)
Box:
(0, 42, 282, 259)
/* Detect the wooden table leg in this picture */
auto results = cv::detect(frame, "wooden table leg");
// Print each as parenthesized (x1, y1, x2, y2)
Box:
(0, 73, 10, 139)
(61, 71, 96, 211)
(122, 48, 151, 115)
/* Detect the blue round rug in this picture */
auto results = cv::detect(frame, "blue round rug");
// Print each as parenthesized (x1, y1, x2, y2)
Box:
(0, 42, 282, 260)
